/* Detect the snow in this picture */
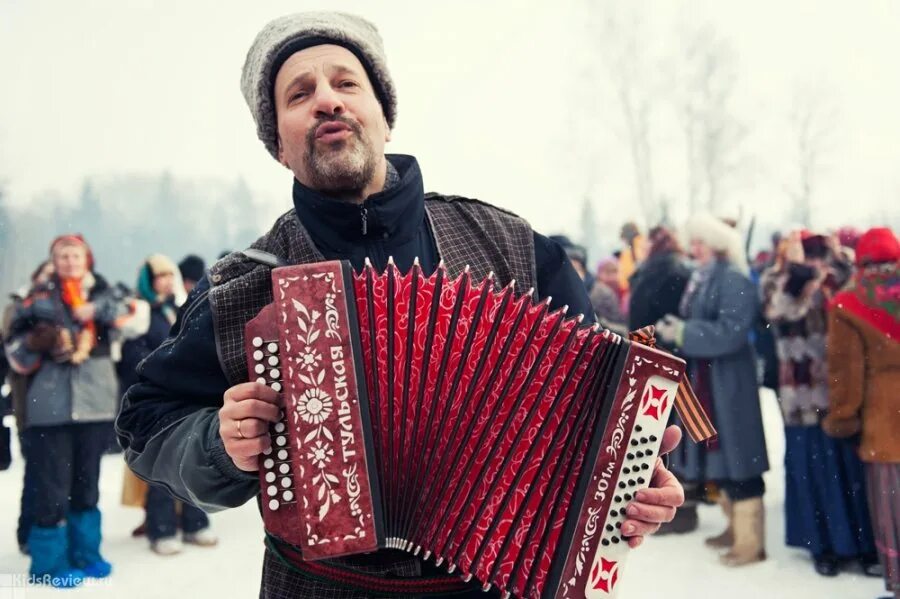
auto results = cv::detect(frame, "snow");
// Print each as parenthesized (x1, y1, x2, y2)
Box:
(0, 390, 886, 598)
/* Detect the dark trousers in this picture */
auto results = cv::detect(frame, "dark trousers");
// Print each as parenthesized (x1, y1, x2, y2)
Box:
(17, 431, 38, 546)
(146, 484, 209, 541)
(24, 422, 108, 527)
(719, 476, 765, 501)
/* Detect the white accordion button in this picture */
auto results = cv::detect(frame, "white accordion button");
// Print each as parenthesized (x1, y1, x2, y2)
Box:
(274, 422, 285, 433)
(267, 343, 278, 354)
(256, 377, 266, 385)
(279, 463, 290, 475)
(252, 337, 263, 348)
(254, 364, 265, 374)
(269, 499, 279, 511)
(269, 369, 280, 379)
(262, 446, 272, 456)
(263, 458, 274, 469)
(277, 450, 288, 461)
(281, 477, 291, 488)
(253, 350, 264, 361)
(271, 382, 282, 392)
(275, 435, 287, 447)
(265, 472, 276, 483)
(268, 356, 279, 366)
(267, 485, 277, 497)
(282, 490, 294, 502)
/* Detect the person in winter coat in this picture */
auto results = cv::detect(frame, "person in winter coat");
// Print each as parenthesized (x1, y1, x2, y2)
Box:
(115, 12, 687, 597)
(761, 230, 877, 577)
(824, 227, 900, 599)
(117, 254, 219, 555)
(628, 225, 692, 349)
(2, 260, 55, 555)
(656, 213, 769, 567)
(590, 257, 628, 334)
(5, 235, 131, 588)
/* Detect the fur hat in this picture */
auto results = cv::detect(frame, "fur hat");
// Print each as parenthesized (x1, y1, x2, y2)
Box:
(683, 213, 749, 274)
(855, 227, 900, 266)
(240, 11, 397, 160)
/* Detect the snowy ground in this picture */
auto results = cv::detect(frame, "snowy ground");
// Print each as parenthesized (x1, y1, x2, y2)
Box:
(0, 390, 886, 598)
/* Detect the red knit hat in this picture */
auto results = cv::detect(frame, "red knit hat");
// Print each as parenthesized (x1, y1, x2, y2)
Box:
(49, 234, 95, 270)
(855, 227, 900, 266)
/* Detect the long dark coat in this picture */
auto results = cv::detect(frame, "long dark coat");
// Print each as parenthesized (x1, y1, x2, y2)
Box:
(671, 260, 770, 482)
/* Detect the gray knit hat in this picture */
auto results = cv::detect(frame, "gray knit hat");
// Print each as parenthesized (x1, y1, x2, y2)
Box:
(240, 11, 397, 159)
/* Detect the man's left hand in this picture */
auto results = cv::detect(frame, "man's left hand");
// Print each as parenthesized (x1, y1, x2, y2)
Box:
(621, 425, 684, 548)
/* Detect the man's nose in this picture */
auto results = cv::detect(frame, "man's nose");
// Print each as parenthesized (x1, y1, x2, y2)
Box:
(313, 83, 344, 119)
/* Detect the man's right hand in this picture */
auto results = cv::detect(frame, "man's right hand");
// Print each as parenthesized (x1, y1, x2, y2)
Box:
(219, 382, 282, 472)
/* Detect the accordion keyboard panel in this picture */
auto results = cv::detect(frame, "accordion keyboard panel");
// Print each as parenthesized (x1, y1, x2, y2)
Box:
(245, 305, 305, 548)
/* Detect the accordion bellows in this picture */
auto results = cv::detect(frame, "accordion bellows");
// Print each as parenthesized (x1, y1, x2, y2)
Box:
(246, 259, 687, 599)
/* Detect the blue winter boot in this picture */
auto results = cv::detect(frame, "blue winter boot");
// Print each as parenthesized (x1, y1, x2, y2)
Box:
(27, 525, 85, 588)
(68, 508, 112, 578)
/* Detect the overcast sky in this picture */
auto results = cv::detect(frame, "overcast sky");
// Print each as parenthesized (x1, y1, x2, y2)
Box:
(1, 0, 898, 238)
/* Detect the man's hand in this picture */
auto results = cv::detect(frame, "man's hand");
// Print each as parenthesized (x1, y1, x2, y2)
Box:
(219, 382, 282, 472)
(621, 425, 684, 548)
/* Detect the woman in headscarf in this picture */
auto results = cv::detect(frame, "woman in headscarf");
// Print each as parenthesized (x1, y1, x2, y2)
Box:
(824, 227, 900, 599)
(5, 235, 129, 587)
(117, 255, 218, 556)
(655, 213, 769, 566)
(761, 230, 877, 578)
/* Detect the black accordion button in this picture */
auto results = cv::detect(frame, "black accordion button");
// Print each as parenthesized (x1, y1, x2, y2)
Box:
(616, 522, 622, 529)
(618, 482, 626, 489)
(635, 451, 644, 458)
(602, 539, 610, 546)
(612, 537, 621, 544)
(642, 464, 650, 471)
(623, 467, 631, 474)
(635, 425, 643, 432)
(627, 453, 635, 460)
(628, 480, 636, 487)
(630, 439, 639, 446)
(650, 435, 658, 442)
(606, 525, 614, 532)
(624, 493, 632, 501)
(637, 478, 646, 484)
(610, 509, 619, 517)
(640, 437, 648, 444)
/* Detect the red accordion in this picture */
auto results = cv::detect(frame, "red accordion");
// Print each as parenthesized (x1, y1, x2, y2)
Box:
(245, 259, 713, 599)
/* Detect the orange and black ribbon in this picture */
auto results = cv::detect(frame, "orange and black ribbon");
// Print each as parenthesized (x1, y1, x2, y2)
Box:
(628, 326, 717, 443)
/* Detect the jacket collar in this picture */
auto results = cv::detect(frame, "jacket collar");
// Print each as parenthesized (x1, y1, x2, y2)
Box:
(291, 154, 425, 254)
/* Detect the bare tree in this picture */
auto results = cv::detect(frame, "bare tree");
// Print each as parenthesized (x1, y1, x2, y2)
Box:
(785, 85, 838, 227)
(678, 25, 747, 212)
(581, 2, 663, 224)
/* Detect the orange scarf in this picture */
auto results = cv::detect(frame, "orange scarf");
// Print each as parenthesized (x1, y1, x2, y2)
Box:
(60, 277, 96, 362)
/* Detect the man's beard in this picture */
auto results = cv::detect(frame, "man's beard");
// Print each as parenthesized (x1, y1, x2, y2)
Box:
(304, 116, 378, 196)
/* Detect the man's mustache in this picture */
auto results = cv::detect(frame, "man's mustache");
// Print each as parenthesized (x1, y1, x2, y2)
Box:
(306, 115, 363, 144)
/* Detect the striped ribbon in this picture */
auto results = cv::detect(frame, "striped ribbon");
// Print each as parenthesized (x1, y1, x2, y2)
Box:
(628, 326, 717, 443)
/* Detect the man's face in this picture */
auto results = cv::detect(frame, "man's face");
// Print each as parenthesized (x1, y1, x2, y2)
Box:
(273, 45, 390, 196)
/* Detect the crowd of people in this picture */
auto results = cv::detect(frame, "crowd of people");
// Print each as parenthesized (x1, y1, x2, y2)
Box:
(556, 219, 899, 598)
(0, 241, 220, 587)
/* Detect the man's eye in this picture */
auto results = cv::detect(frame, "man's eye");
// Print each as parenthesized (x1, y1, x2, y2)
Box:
(289, 91, 308, 102)
(339, 80, 358, 89)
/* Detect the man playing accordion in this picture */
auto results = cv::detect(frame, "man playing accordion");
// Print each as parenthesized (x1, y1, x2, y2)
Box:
(117, 11, 686, 598)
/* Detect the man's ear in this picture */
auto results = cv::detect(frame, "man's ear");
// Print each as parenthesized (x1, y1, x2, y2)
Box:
(276, 136, 290, 169)
(384, 117, 392, 143)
